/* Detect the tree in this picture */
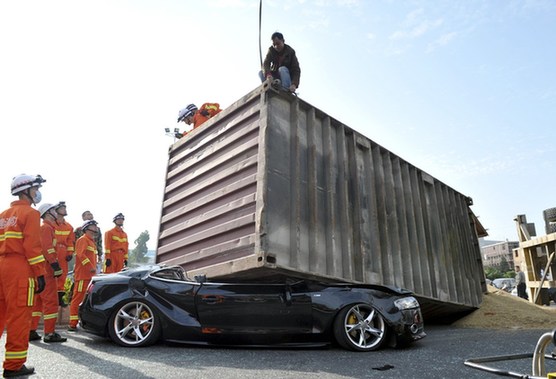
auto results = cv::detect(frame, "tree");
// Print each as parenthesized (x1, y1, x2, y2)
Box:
(499, 256, 510, 273)
(129, 230, 150, 264)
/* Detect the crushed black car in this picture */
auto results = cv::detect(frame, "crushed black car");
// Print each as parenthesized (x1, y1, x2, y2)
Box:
(79, 265, 426, 351)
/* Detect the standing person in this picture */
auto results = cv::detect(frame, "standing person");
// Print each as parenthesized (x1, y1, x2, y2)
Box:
(68, 220, 98, 332)
(74, 210, 103, 272)
(53, 201, 75, 307)
(515, 265, 528, 299)
(104, 213, 129, 273)
(0, 174, 47, 378)
(259, 32, 301, 93)
(29, 203, 66, 343)
(177, 103, 222, 136)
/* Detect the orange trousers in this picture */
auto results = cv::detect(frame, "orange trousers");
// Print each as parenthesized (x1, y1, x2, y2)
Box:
(31, 265, 58, 334)
(69, 279, 90, 328)
(0, 254, 35, 371)
(104, 251, 125, 274)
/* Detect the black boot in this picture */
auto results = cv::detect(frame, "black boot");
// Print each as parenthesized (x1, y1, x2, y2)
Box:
(3, 365, 35, 378)
(29, 330, 41, 341)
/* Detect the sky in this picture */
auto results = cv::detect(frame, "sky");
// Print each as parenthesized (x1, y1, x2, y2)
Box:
(1, 0, 555, 250)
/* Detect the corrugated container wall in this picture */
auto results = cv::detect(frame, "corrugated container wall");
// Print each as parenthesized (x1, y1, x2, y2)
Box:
(157, 84, 485, 315)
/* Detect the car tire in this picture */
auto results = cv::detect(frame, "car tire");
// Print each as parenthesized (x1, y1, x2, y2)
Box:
(543, 208, 556, 223)
(333, 303, 388, 352)
(108, 300, 161, 347)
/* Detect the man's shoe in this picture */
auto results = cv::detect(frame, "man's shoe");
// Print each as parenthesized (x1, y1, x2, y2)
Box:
(271, 78, 281, 87)
(29, 330, 41, 341)
(43, 332, 67, 343)
(67, 326, 77, 332)
(3, 364, 35, 378)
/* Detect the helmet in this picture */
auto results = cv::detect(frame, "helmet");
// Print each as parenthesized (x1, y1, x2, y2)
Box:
(55, 201, 66, 209)
(82, 219, 98, 232)
(177, 104, 198, 122)
(113, 213, 125, 222)
(11, 174, 46, 195)
(38, 203, 56, 218)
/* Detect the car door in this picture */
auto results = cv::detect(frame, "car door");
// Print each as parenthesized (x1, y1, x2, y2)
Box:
(195, 281, 312, 334)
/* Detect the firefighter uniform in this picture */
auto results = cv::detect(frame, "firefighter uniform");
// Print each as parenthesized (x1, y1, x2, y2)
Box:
(192, 103, 222, 128)
(54, 219, 75, 301)
(0, 200, 47, 373)
(68, 229, 97, 329)
(31, 217, 62, 337)
(104, 215, 128, 274)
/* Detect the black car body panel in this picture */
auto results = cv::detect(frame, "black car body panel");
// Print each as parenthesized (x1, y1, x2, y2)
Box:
(79, 265, 426, 350)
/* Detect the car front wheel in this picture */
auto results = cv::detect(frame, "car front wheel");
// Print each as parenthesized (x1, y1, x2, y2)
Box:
(108, 300, 161, 347)
(334, 303, 387, 351)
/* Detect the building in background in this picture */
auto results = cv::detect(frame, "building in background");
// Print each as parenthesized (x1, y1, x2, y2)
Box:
(481, 239, 519, 270)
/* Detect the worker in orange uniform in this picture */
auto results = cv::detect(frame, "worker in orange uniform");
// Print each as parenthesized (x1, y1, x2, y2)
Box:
(53, 201, 75, 307)
(103, 213, 128, 273)
(177, 103, 222, 136)
(0, 174, 47, 378)
(29, 203, 67, 343)
(67, 219, 98, 332)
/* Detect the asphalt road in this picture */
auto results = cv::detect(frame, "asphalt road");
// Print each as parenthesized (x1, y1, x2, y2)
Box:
(2, 325, 556, 379)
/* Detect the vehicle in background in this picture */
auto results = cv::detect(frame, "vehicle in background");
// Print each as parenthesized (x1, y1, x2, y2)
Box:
(491, 278, 516, 293)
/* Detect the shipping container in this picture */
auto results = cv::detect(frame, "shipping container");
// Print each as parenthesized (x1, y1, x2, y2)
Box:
(157, 83, 487, 319)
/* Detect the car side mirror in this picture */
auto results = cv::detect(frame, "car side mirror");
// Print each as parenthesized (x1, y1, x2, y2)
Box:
(194, 274, 207, 284)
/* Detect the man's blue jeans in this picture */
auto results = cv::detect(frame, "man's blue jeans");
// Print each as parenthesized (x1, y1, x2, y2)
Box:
(258, 66, 291, 89)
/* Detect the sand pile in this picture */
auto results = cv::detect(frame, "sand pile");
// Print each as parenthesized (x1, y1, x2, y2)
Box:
(452, 285, 556, 329)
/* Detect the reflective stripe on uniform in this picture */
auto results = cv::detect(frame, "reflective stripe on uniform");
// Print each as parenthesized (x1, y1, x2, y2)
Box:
(28, 254, 45, 266)
(5, 350, 27, 360)
(43, 312, 58, 321)
(0, 231, 23, 241)
(27, 278, 35, 306)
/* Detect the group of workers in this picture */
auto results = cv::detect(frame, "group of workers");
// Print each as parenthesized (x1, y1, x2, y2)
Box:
(176, 32, 300, 138)
(0, 174, 129, 378)
(0, 31, 300, 378)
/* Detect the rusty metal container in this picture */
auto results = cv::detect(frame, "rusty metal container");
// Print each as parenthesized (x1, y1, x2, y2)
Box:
(157, 83, 485, 318)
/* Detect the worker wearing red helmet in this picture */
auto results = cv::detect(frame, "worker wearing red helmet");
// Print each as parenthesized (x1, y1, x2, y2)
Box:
(29, 203, 67, 343)
(103, 213, 129, 273)
(68, 219, 98, 332)
(0, 174, 48, 378)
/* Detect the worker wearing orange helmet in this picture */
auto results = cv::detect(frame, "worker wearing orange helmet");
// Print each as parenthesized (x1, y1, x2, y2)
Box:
(53, 201, 75, 306)
(177, 102, 222, 136)
(0, 174, 47, 378)
(68, 219, 98, 332)
(29, 203, 67, 343)
(103, 213, 128, 273)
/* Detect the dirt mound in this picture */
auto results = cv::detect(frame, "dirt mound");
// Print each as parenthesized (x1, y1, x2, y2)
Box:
(452, 285, 556, 329)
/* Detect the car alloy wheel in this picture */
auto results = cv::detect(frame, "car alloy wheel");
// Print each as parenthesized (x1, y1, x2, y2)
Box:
(108, 300, 160, 347)
(334, 303, 387, 351)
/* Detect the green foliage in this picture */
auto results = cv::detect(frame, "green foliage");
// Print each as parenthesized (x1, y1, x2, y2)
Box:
(129, 230, 150, 264)
(484, 266, 503, 280)
(499, 256, 510, 273)
(484, 266, 516, 280)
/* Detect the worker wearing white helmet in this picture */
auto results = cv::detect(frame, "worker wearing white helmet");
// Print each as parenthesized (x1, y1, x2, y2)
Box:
(103, 213, 129, 273)
(29, 203, 67, 343)
(0, 174, 48, 377)
(177, 102, 222, 137)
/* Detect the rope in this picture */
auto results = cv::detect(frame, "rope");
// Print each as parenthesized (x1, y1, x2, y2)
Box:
(259, 0, 263, 68)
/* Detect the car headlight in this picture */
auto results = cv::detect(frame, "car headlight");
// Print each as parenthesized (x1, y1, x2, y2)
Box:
(394, 296, 419, 310)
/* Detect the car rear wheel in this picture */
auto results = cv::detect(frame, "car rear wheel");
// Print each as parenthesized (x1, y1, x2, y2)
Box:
(333, 303, 387, 352)
(108, 300, 161, 347)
